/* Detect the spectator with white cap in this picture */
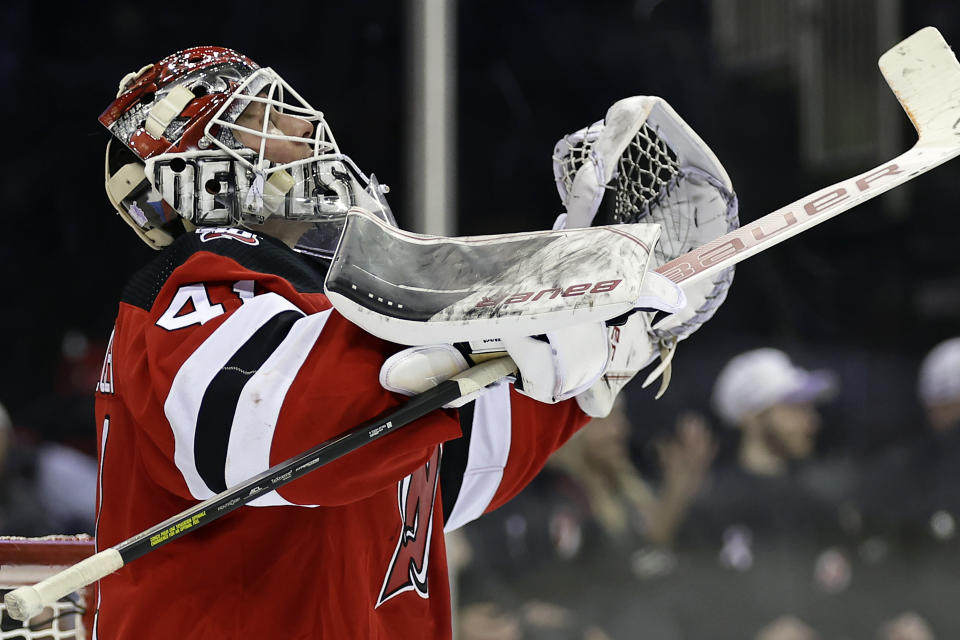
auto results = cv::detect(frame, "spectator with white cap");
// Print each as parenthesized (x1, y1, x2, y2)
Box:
(917, 336, 960, 433)
(712, 348, 838, 477)
(670, 348, 851, 634)
(678, 348, 845, 547)
(852, 336, 960, 529)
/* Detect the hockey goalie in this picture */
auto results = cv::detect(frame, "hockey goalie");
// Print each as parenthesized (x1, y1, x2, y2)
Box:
(90, 46, 735, 639)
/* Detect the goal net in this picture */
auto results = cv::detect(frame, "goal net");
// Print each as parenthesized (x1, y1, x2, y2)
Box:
(0, 536, 95, 640)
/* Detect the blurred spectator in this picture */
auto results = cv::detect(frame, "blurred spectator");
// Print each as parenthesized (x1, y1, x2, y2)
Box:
(671, 345, 854, 638)
(14, 330, 103, 534)
(811, 546, 852, 593)
(712, 348, 837, 477)
(876, 611, 936, 640)
(460, 398, 715, 581)
(0, 404, 9, 477)
(458, 600, 613, 640)
(0, 400, 53, 535)
(755, 615, 820, 640)
(34, 441, 97, 534)
(547, 400, 715, 551)
(854, 337, 960, 531)
(683, 348, 844, 550)
(917, 337, 960, 433)
(459, 601, 522, 640)
(455, 399, 714, 637)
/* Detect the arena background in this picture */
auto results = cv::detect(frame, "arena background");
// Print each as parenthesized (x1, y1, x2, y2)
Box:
(1, 1, 959, 638)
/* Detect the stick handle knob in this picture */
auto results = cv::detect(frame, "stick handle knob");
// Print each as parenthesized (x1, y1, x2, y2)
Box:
(4, 548, 123, 621)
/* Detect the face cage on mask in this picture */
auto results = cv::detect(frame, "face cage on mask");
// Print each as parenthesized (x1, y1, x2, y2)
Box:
(207, 67, 342, 174)
(124, 67, 395, 256)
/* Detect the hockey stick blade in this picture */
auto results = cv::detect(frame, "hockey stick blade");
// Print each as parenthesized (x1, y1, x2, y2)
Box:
(656, 26, 960, 288)
(3, 356, 518, 621)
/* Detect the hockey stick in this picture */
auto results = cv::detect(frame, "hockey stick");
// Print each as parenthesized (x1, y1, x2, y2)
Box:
(7, 24, 960, 622)
(655, 26, 960, 289)
(3, 356, 518, 621)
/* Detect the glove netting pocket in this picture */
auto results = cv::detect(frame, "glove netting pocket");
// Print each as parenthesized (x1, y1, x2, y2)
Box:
(552, 102, 738, 343)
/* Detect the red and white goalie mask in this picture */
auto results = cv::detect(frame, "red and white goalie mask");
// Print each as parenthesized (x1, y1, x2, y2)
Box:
(99, 46, 395, 259)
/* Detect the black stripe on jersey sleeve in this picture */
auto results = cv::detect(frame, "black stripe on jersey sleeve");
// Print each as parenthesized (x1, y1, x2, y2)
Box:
(122, 230, 330, 311)
(441, 401, 475, 524)
(194, 309, 303, 494)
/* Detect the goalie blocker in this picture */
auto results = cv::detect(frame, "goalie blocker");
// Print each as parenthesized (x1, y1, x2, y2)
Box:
(324, 210, 686, 345)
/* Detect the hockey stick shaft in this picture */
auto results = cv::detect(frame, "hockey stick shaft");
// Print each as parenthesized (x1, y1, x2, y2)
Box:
(4, 356, 518, 621)
(658, 26, 960, 290)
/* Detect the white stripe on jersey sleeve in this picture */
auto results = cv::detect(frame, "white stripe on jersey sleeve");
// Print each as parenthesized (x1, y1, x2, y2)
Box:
(165, 292, 303, 500)
(443, 381, 512, 532)
(225, 309, 332, 507)
(93, 416, 110, 640)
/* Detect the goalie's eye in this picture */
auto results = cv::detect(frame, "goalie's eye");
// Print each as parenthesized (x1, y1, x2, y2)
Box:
(231, 89, 313, 164)
(234, 100, 266, 129)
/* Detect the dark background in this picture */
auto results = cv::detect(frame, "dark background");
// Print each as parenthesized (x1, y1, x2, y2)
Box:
(3, 0, 957, 451)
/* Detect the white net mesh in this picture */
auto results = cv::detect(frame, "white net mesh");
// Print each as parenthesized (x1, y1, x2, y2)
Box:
(0, 595, 86, 640)
(553, 120, 685, 265)
(553, 120, 602, 198)
(0, 537, 94, 640)
(612, 123, 681, 226)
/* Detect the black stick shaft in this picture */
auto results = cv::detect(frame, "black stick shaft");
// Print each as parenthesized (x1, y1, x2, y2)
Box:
(113, 357, 515, 564)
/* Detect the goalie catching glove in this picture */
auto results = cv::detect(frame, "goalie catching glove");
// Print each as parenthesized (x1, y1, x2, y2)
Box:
(553, 96, 739, 416)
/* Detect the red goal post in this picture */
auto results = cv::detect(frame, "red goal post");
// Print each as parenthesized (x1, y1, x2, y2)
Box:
(0, 536, 95, 640)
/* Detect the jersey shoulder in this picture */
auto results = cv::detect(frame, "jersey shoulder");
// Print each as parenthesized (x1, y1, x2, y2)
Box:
(120, 227, 328, 311)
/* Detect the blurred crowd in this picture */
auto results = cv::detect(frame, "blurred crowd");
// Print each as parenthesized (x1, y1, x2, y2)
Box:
(0, 331, 100, 539)
(451, 337, 960, 639)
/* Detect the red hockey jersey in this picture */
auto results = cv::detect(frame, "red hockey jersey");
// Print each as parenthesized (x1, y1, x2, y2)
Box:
(93, 227, 590, 639)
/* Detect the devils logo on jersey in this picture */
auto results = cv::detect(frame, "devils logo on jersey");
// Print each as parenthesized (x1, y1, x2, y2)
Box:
(377, 446, 441, 607)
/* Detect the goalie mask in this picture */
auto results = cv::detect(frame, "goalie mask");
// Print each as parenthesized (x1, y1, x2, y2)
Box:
(99, 46, 395, 259)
